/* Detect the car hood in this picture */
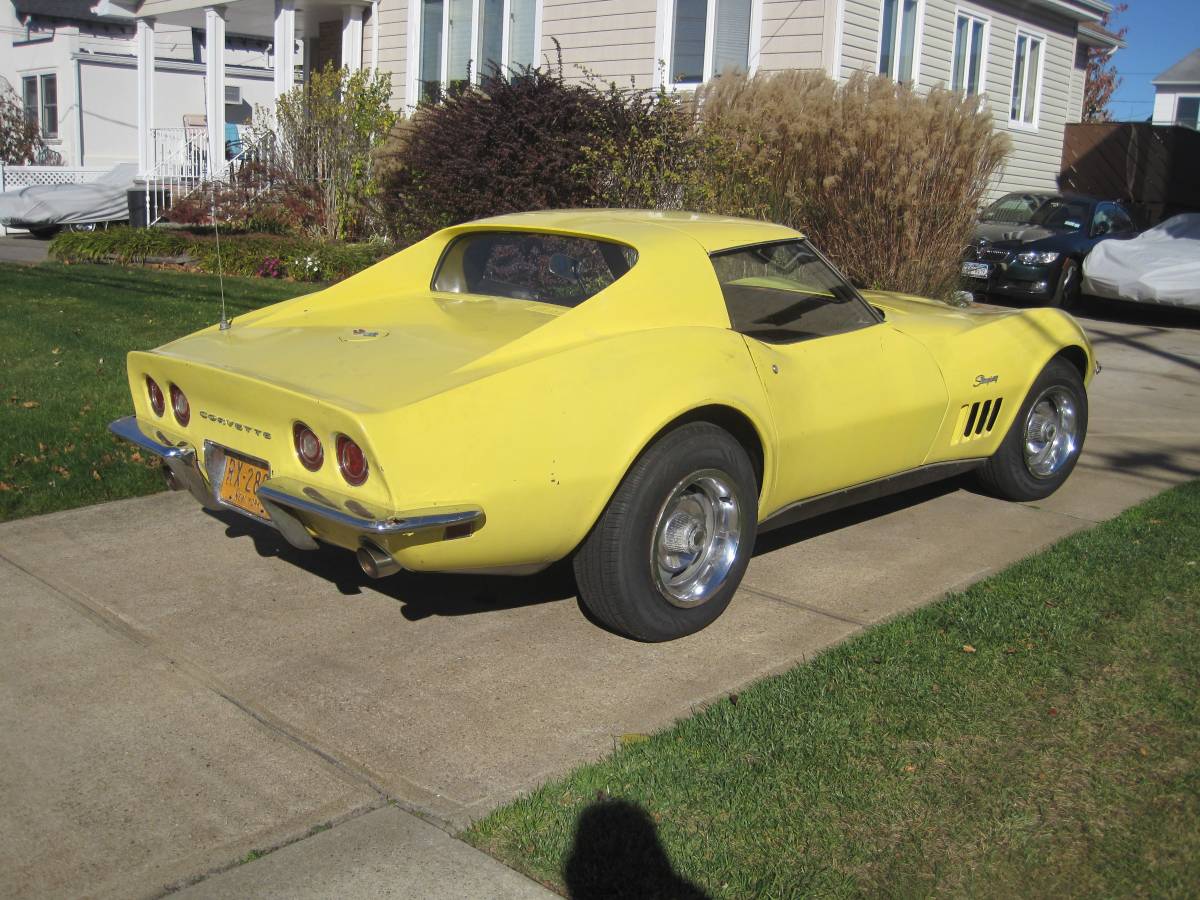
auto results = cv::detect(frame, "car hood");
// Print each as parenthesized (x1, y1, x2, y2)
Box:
(972, 222, 1063, 246)
(153, 290, 572, 412)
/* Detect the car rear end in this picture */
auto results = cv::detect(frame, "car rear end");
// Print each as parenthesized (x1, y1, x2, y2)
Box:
(114, 349, 482, 571)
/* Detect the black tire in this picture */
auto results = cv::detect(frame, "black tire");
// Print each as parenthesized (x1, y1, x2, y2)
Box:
(573, 422, 758, 642)
(976, 357, 1087, 502)
(28, 226, 61, 240)
(1049, 258, 1081, 311)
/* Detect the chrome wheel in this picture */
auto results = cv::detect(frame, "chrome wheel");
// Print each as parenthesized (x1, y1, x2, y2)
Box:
(1023, 387, 1080, 478)
(651, 469, 743, 608)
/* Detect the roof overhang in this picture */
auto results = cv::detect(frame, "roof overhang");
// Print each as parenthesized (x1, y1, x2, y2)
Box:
(1025, 0, 1112, 24)
(1078, 21, 1125, 50)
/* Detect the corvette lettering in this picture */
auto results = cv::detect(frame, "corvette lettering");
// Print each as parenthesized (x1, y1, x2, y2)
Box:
(198, 410, 272, 440)
(974, 374, 999, 387)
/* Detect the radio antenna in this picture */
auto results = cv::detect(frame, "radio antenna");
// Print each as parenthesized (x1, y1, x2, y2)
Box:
(212, 176, 229, 331)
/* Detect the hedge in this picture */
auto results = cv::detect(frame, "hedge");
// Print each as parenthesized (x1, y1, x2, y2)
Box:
(48, 227, 393, 283)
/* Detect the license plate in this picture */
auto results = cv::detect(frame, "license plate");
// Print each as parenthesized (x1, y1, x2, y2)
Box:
(218, 452, 270, 519)
(961, 261, 990, 280)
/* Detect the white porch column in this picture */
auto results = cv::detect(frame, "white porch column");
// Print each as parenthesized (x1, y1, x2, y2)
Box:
(135, 18, 155, 175)
(341, 5, 364, 71)
(204, 6, 226, 172)
(273, 0, 296, 96)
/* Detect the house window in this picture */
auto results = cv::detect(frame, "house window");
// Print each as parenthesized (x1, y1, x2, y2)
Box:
(1009, 31, 1043, 126)
(418, 0, 537, 102)
(1176, 97, 1200, 129)
(21, 74, 58, 138)
(667, 0, 753, 86)
(878, 0, 920, 83)
(951, 12, 986, 95)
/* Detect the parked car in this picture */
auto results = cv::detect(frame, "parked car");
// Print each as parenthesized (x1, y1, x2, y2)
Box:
(0, 163, 135, 238)
(109, 211, 1096, 641)
(1083, 213, 1200, 310)
(961, 192, 1136, 309)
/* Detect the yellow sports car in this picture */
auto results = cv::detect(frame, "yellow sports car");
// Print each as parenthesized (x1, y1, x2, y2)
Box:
(110, 211, 1094, 641)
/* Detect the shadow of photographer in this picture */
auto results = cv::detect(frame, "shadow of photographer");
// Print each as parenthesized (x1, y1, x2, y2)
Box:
(564, 799, 709, 900)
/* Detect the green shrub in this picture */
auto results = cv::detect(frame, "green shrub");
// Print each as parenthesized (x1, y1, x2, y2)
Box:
(49, 227, 392, 283)
(377, 65, 717, 243)
(695, 71, 1010, 299)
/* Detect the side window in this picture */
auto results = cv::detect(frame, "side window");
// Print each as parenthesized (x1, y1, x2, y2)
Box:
(1110, 205, 1134, 233)
(433, 232, 638, 307)
(1092, 204, 1118, 236)
(711, 240, 877, 344)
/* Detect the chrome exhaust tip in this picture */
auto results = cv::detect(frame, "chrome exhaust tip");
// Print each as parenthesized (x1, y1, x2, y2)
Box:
(357, 542, 401, 579)
(162, 464, 183, 492)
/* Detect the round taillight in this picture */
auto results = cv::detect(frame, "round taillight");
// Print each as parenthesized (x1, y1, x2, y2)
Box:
(169, 384, 190, 426)
(293, 422, 324, 471)
(146, 377, 165, 416)
(336, 435, 368, 486)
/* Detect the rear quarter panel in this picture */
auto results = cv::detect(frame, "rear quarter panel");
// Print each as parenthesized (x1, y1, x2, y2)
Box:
(369, 326, 774, 573)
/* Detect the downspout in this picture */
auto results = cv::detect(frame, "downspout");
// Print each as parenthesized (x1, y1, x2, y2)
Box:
(370, 0, 379, 73)
(75, 57, 85, 166)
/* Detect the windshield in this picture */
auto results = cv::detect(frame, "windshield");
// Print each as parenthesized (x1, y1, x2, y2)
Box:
(432, 231, 638, 307)
(980, 194, 1091, 232)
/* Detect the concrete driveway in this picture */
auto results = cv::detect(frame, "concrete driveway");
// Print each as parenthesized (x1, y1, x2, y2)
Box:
(0, 234, 51, 265)
(2, 307, 1198, 898)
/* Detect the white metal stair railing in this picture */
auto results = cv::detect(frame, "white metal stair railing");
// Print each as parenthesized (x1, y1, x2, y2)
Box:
(142, 128, 279, 227)
(143, 126, 210, 226)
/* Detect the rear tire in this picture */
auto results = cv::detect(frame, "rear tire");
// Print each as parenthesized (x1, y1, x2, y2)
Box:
(28, 226, 61, 240)
(574, 422, 757, 642)
(976, 357, 1087, 502)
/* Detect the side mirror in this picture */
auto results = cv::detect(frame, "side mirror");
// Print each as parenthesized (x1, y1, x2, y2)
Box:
(548, 253, 580, 283)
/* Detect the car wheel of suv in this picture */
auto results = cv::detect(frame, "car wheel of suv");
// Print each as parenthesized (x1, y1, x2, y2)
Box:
(1050, 259, 1081, 310)
(573, 422, 758, 642)
(976, 357, 1087, 502)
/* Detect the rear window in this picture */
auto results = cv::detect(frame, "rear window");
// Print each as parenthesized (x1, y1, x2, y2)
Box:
(432, 231, 638, 307)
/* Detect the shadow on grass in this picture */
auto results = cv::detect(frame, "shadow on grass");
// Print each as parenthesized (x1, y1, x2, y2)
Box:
(564, 799, 709, 900)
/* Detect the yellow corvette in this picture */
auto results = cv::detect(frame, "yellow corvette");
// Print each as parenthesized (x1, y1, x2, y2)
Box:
(110, 211, 1094, 641)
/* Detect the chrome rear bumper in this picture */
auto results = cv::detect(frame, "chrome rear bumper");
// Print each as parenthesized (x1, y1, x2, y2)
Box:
(109, 416, 484, 553)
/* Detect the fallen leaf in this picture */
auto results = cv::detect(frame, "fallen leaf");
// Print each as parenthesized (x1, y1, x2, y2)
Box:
(903, 764, 917, 773)
(729, 693, 739, 706)
(51, 347, 61, 355)
(52, 465, 70, 478)
(91, 469, 101, 481)
(962, 644, 977, 654)
(37, 442, 47, 452)
(619, 733, 649, 746)
(130, 451, 143, 463)
(0, 482, 12, 491)
(1138, 746, 1149, 757)
(1048, 707, 1058, 716)
(21, 400, 39, 409)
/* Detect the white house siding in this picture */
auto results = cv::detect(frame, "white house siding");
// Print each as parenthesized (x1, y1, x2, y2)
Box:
(838, 0, 1081, 200)
(838, 0, 880, 79)
(371, 0, 407, 107)
(541, 0, 658, 87)
(758, 0, 824, 73)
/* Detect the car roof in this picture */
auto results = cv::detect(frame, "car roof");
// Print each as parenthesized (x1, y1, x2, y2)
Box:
(461, 209, 802, 253)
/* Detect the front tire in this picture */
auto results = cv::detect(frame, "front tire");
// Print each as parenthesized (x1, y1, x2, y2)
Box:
(574, 422, 758, 642)
(1049, 258, 1081, 311)
(976, 357, 1087, 502)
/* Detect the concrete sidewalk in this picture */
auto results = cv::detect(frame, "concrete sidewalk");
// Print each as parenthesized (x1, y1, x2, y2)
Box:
(1, 309, 1198, 899)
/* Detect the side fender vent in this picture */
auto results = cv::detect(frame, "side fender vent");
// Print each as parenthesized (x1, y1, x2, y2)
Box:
(954, 397, 1004, 443)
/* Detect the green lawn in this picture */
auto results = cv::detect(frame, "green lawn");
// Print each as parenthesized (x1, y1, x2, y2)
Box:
(467, 481, 1200, 898)
(0, 263, 320, 522)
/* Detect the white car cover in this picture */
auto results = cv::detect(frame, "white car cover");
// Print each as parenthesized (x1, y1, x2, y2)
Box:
(1082, 214, 1200, 309)
(0, 163, 137, 228)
